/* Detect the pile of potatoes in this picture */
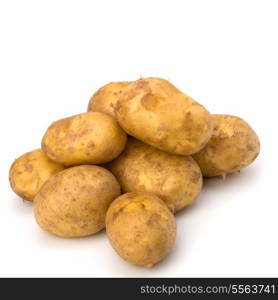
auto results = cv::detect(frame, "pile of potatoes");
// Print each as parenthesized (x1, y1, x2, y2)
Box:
(9, 77, 260, 267)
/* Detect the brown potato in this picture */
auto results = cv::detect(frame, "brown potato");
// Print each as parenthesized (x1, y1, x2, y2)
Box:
(193, 114, 260, 177)
(107, 138, 202, 213)
(115, 77, 212, 155)
(41, 112, 127, 166)
(9, 149, 64, 201)
(34, 165, 120, 237)
(106, 192, 176, 267)
(87, 81, 130, 117)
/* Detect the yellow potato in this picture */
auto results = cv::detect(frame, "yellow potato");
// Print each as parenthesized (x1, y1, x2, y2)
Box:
(42, 112, 127, 166)
(108, 138, 202, 213)
(87, 81, 130, 117)
(9, 149, 64, 201)
(193, 114, 260, 177)
(106, 192, 176, 267)
(34, 165, 120, 237)
(115, 77, 212, 155)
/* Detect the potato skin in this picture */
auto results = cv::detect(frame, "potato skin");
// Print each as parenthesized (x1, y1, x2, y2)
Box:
(106, 192, 176, 267)
(87, 81, 130, 117)
(192, 115, 260, 177)
(34, 165, 120, 237)
(115, 77, 212, 155)
(108, 138, 202, 213)
(9, 149, 64, 201)
(41, 112, 127, 166)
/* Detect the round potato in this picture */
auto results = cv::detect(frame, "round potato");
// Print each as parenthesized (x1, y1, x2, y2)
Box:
(9, 149, 64, 201)
(87, 81, 130, 117)
(106, 192, 176, 267)
(115, 77, 212, 155)
(42, 112, 127, 166)
(34, 165, 120, 237)
(192, 114, 260, 177)
(108, 138, 202, 213)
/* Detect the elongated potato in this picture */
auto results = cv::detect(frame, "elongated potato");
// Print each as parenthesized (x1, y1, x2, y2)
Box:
(9, 149, 64, 201)
(34, 165, 121, 237)
(193, 115, 260, 177)
(106, 192, 176, 267)
(108, 138, 202, 213)
(87, 81, 130, 117)
(115, 77, 212, 155)
(42, 112, 127, 166)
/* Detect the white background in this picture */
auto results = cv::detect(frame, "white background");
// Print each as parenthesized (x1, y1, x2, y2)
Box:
(0, 0, 277, 277)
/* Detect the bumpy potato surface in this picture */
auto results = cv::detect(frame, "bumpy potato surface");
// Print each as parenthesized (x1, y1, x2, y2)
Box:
(108, 138, 202, 213)
(34, 165, 121, 237)
(42, 112, 127, 166)
(106, 192, 176, 267)
(9, 149, 64, 201)
(115, 77, 212, 155)
(193, 114, 260, 177)
(87, 81, 130, 117)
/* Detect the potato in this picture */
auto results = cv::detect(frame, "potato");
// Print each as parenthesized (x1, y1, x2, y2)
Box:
(34, 165, 120, 237)
(42, 112, 127, 166)
(192, 115, 260, 177)
(87, 81, 130, 117)
(108, 138, 202, 213)
(106, 192, 176, 267)
(115, 77, 212, 155)
(9, 149, 64, 201)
